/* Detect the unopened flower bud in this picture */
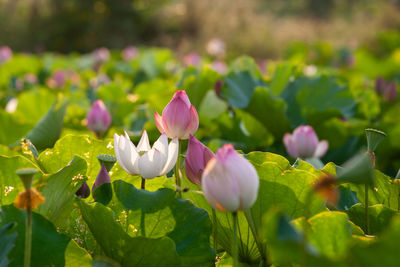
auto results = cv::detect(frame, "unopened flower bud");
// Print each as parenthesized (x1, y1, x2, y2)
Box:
(86, 100, 112, 137)
(155, 90, 199, 140)
(185, 135, 214, 186)
(202, 144, 259, 212)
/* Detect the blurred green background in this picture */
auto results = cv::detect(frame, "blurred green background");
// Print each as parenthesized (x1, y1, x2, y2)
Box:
(2, 0, 400, 58)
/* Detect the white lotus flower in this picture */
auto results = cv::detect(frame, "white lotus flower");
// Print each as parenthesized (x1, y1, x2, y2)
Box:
(114, 130, 179, 179)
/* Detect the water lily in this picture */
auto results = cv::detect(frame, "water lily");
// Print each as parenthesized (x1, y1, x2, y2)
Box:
(155, 90, 199, 140)
(114, 130, 179, 179)
(202, 144, 259, 212)
(283, 125, 328, 159)
(185, 135, 214, 186)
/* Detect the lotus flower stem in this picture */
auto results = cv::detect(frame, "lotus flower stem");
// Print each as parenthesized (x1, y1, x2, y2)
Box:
(175, 141, 182, 197)
(365, 150, 375, 235)
(244, 209, 266, 263)
(24, 206, 32, 267)
(232, 211, 239, 267)
(211, 209, 218, 251)
(141, 209, 146, 237)
(141, 178, 145, 190)
(365, 183, 369, 234)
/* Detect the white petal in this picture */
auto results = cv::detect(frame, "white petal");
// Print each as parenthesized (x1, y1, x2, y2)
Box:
(314, 140, 329, 158)
(223, 152, 259, 210)
(159, 138, 179, 176)
(116, 133, 140, 175)
(152, 134, 168, 157)
(138, 149, 166, 179)
(137, 130, 151, 152)
(202, 158, 240, 212)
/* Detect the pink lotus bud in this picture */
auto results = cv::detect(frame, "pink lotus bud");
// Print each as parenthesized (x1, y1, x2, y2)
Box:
(185, 135, 214, 186)
(210, 61, 227, 74)
(214, 80, 224, 98)
(383, 82, 397, 102)
(87, 100, 112, 137)
(121, 46, 138, 61)
(47, 69, 66, 88)
(183, 53, 201, 67)
(24, 74, 38, 84)
(375, 77, 385, 95)
(283, 125, 328, 159)
(93, 47, 110, 63)
(0, 46, 12, 63)
(201, 144, 259, 212)
(92, 165, 111, 192)
(154, 90, 199, 140)
(75, 181, 90, 198)
(206, 38, 226, 58)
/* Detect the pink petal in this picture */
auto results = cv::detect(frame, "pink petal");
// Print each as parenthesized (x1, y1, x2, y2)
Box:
(154, 111, 166, 134)
(283, 133, 299, 158)
(314, 140, 329, 158)
(182, 105, 199, 139)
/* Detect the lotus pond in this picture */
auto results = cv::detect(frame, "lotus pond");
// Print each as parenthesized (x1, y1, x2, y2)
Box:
(1, 44, 400, 267)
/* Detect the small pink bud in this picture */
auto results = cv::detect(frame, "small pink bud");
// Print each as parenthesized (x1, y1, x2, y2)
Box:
(185, 135, 214, 186)
(210, 61, 227, 74)
(49, 69, 66, 88)
(206, 38, 226, 58)
(25, 73, 38, 84)
(183, 53, 201, 67)
(283, 125, 328, 159)
(93, 47, 110, 63)
(375, 77, 385, 95)
(201, 144, 259, 212)
(383, 82, 397, 102)
(87, 100, 112, 137)
(121, 46, 138, 61)
(154, 90, 199, 139)
(0, 46, 12, 63)
(92, 165, 111, 192)
(214, 80, 224, 98)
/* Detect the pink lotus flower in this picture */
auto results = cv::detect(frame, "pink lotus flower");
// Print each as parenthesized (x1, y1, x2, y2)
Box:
(155, 90, 199, 140)
(87, 100, 112, 137)
(121, 46, 139, 61)
(283, 125, 328, 159)
(185, 135, 214, 186)
(0, 46, 12, 63)
(202, 144, 259, 212)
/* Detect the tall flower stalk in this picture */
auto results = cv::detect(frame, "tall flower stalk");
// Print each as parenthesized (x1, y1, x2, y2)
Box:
(201, 144, 260, 265)
(364, 128, 386, 234)
(14, 168, 45, 267)
(175, 142, 182, 197)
